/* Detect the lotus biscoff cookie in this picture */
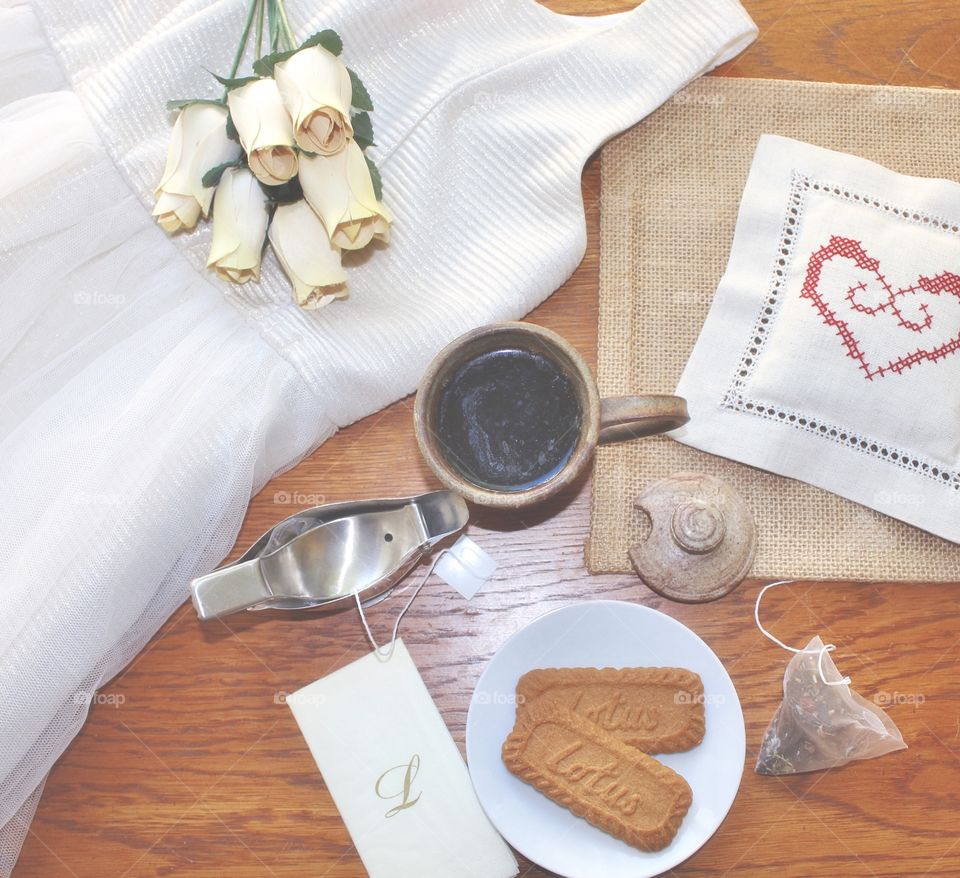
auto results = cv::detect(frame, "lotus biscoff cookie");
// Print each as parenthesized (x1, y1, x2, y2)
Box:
(515, 667, 705, 753)
(502, 703, 692, 851)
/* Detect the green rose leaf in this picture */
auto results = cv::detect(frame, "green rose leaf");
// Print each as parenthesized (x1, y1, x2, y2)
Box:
(208, 71, 259, 90)
(252, 49, 297, 77)
(348, 69, 374, 112)
(202, 160, 243, 189)
(351, 111, 375, 149)
(258, 176, 304, 205)
(225, 112, 240, 143)
(165, 98, 226, 112)
(300, 29, 343, 56)
(364, 154, 383, 201)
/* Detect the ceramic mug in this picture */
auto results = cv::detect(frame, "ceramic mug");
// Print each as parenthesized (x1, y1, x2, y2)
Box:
(414, 322, 689, 508)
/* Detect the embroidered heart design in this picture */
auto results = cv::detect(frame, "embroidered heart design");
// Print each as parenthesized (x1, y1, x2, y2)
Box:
(801, 235, 960, 379)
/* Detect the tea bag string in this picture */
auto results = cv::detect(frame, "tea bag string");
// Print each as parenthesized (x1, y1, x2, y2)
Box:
(354, 550, 448, 662)
(754, 580, 851, 687)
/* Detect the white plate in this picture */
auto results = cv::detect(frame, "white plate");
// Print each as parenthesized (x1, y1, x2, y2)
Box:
(466, 600, 744, 878)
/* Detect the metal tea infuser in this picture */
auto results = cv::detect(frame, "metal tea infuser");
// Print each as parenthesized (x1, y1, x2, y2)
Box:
(190, 490, 469, 621)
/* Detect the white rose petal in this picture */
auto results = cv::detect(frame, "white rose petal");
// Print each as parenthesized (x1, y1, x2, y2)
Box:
(227, 78, 299, 185)
(299, 141, 391, 251)
(207, 167, 270, 283)
(153, 190, 202, 234)
(275, 46, 353, 155)
(269, 200, 347, 309)
(154, 102, 241, 232)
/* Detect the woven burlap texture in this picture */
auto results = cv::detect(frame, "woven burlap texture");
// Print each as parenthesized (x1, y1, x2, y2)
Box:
(589, 76, 960, 580)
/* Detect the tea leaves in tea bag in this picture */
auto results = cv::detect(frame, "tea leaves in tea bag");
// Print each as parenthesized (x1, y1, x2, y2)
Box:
(756, 635, 906, 776)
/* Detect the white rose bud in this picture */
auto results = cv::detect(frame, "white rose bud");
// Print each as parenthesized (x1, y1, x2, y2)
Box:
(153, 103, 241, 233)
(227, 78, 299, 186)
(207, 167, 270, 283)
(269, 200, 347, 309)
(274, 47, 353, 156)
(299, 141, 391, 251)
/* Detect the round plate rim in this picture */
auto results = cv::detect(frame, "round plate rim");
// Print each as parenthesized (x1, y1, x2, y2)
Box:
(465, 599, 745, 878)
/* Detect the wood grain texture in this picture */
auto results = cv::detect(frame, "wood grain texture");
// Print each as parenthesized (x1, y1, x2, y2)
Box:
(14, 2, 960, 876)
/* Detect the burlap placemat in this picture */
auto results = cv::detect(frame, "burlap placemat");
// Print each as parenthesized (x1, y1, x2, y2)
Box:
(589, 76, 960, 580)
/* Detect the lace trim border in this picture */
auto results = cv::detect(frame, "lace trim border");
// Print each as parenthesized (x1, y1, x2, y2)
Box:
(721, 171, 960, 491)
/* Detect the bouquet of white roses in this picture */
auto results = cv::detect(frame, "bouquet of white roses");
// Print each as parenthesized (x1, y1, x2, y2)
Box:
(153, 0, 390, 309)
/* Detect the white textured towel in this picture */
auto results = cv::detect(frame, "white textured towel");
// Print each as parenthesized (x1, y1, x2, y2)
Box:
(0, 0, 756, 870)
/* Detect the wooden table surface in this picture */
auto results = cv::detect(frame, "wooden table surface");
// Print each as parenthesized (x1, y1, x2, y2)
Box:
(15, 1, 960, 876)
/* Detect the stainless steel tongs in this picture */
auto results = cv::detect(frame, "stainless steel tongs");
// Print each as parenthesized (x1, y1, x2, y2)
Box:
(190, 490, 469, 620)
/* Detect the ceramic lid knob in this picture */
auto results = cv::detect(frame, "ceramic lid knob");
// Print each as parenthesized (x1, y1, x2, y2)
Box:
(629, 472, 757, 603)
(671, 498, 726, 555)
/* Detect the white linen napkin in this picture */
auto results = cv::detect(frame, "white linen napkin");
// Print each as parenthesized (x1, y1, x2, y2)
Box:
(287, 639, 518, 878)
(676, 134, 960, 543)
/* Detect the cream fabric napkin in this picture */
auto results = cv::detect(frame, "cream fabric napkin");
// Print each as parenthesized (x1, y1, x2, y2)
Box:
(676, 135, 960, 542)
(288, 639, 518, 878)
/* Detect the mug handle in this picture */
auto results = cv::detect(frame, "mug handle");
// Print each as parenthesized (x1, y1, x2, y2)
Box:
(598, 395, 689, 445)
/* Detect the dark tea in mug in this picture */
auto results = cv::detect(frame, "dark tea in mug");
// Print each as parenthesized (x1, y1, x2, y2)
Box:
(433, 347, 583, 492)
(416, 321, 688, 509)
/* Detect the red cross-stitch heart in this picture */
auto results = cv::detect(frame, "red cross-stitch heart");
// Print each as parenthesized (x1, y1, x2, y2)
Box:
(800, 235, 960, 379)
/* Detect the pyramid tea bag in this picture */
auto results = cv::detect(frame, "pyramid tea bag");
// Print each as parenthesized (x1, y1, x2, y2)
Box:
(754, 583, 906, 776)
(756, 635, 906, 775)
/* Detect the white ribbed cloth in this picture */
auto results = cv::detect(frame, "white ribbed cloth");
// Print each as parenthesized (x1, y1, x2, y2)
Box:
(0, 0, 756, 872)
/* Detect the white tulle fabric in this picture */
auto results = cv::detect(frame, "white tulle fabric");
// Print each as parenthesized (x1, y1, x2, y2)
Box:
(0, 0, 756, 871)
